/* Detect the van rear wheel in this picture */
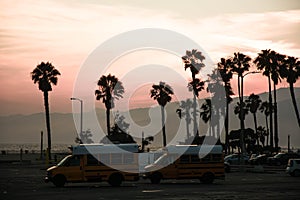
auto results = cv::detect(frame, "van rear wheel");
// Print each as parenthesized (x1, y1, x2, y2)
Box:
(108, 173, 123, 187)
(53, 175, 66, 187)
(200, 172, 214, 184)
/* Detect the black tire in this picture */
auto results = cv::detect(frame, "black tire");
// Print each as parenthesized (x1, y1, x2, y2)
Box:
(53, 175, 66, 187)
(200, 172, 214, 184)
(150, 173, 161, 184)
(108, 173, 123, 187)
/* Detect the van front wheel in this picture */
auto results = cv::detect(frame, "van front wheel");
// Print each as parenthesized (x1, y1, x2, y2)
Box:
(150, 173, 161, 184)
(108, 173, 123, 187)
(200, 173, 214, 184)
(53, 175, 66, 187)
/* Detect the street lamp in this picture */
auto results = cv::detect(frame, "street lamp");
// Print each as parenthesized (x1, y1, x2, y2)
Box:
(237, 71, 260, 167)
(70, 97, 83, 142)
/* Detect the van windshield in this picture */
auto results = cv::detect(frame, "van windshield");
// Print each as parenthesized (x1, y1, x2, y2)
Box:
(154, 154, 176, 165)
(57, 155, 71, 166)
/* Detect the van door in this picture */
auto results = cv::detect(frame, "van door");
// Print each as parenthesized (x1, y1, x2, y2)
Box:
(63, 155, 83, 182)
(161, 154, 178, 179)
(177, 154, 192, 178)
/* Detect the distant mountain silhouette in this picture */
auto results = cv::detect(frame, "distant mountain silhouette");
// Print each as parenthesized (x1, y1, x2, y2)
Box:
(0, 87, 299, 149)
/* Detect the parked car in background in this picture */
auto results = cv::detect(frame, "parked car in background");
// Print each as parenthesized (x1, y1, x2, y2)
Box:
(286, 159, 300, 177)
(224, 161, 231, 173)
(268, 152, 300, 166)
(224, 154, 249, 165)
(249, 154, 269, 165)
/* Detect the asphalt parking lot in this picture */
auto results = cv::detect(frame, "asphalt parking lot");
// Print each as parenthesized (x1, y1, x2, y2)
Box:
(0, 163, 300, 200)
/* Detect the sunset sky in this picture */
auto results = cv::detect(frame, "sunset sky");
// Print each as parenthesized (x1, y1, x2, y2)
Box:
(1, 0, 300, 116)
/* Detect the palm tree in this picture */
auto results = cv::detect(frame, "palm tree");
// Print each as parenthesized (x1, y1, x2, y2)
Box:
(218, 58, 234, 153)
(269, 51, 286, 151)
(231, 52, 251, 155)
(95, 74, 124, 135)
(176, 99, 193, 141)
(245, 93, 262, 146)
(281, 56, 300, 127)
(200, 99, 213, 136)
(206, 68, 227, 142)
(150, 81, 174, 147)
(182, 49, 206, 137)
(234, 102, 249, 122)
(31, 61, 61, 160)
(254, 49, 274, 148)
(259, 101, 272, 146)
(257, 126, 268, 147)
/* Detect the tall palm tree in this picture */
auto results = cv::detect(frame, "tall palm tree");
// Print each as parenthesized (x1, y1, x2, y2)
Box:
(269, 51, 286, 151)
(231, 52, 251, 155)
(31, 61, 61, 160)
(95, 74, 124, 135)
(254, 49, 274, 148)
(245, 93, 262, 146)
(218, 57, 234, 154)
(182, 49, 205, 137)
(176, 99, 193, 141)
(281, 56, 300, 127)
(259, 101, 272, 146)
(206, 68, 226, 142)
(150, 81, 174, 147)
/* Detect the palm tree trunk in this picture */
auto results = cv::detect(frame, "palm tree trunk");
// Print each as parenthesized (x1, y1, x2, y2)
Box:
(43, 91, 51, 160)
(161, 106, 167, 147)
(268, 76, 274, 148)
(193, 94, 198, 136)
(185, 107, 190, 140)
(225, 101, 229, 154)
(106, 108, 110, 135)
(253, 113, 259, 146)
(239, 76, 246, 157)
(273, 84, 279, 151)
(289, 83, 300, 127)
(265, 116, 269, 146)
(225, 81, 231, 154)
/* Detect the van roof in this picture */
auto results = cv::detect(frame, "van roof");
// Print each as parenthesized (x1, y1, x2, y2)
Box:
(164, 145, 223, 155)
(72, 143, 139, 155)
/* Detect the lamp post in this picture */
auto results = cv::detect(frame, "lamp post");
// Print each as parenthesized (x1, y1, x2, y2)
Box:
(238, 71, 260, 167)
(70, 97, 83, 143)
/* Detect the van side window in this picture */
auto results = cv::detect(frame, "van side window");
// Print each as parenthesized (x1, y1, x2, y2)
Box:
(99, 154, 110, 165)
(68, 155, 80, 166)
(87, 154, 99, 166)
(191, 155, 200, 163)
(212, 154, 222, 162)
(201, 155, 211, 162)
(111, 153, 122, 165)
(179, 155, 190, 163)
(124, 154, 134, 164)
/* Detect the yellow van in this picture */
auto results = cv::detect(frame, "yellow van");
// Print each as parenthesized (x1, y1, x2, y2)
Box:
(45, 144, 139, 187)
(143, 145, 225, 184)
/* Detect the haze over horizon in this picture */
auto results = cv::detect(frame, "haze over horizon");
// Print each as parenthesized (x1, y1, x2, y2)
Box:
(1, 0, 300, 116)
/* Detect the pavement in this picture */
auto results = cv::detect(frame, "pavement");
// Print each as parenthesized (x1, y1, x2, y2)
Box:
(0, 154, 299, 200)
